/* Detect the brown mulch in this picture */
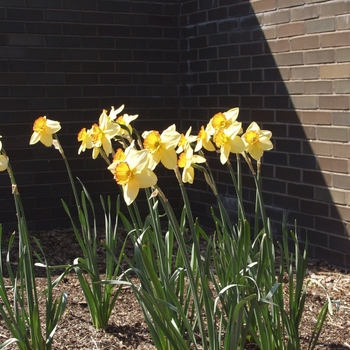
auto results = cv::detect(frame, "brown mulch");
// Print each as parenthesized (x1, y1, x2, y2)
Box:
(0, 228, 349, 350)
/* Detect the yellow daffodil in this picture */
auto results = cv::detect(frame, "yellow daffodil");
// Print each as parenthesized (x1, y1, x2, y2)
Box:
(207, 107, 240, 136)
(112, 148, 157, 205)
(98, 109, 121, 139)
(109, 104, 138, 137)
(242, 122, 273, 160)
(29, 116, 61, 147)
(86, 110, 120, 159)
(176, 127, 197, 154)
(77, 127, 93, 154)
(194, 125, 215, 152)
(177, 147, 206, 184)
(142, 124, 181, 170)
(214, 122, 246, 164)
(108, 104, 125, 120)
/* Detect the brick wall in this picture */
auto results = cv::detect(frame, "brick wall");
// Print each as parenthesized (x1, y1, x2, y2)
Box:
(0, 0, 349, 267)
(179, 0, 350, 267)
(0, 0, 181, 230)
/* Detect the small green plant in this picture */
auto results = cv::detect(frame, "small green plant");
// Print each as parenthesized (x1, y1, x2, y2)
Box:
(0, 140, 67, 350)
(29, 117, 130, 329)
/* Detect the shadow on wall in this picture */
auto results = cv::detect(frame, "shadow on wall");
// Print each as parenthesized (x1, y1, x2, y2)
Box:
(179, 0, 348, 267)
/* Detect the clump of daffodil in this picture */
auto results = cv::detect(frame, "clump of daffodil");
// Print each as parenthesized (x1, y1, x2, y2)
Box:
(0, 136, 8, 171)
(213, 123, 246, 164)
(142, 124, 181, 170)
(111, 147, 158, 205)
(29, 116, 61, 147)
(242, 122, 273, 161)
(177, 146, 206, 184)
(78, 109, 121, 159)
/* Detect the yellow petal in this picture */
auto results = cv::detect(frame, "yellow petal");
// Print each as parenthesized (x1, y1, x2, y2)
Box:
(229, 136, 246, 154)
(40, 133, 53, 147)
(45, 119, 61, 134)
(135, 169, 157, 189)
(183, 166, 194, 184)
(123, 177, 140, 206)
(29, 132, 41, 145)
(159, 147, 178, 169)
(220, 144, 231, 164)
(248, 145, 264, 161)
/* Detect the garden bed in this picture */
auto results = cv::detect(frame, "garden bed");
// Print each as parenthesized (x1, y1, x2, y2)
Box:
(1, 228, 349, 349)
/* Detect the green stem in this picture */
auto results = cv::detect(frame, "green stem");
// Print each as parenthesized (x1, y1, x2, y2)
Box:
(227, 158, 246, 221)
(154, 183, 207, 350)
(53, 133, 81, 210)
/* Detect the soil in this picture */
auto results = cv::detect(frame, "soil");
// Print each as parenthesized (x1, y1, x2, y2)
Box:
(0, 228, 349, 350)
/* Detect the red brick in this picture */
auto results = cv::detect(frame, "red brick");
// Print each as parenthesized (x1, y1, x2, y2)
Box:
(335, 48, 350, 63)
(318, 157, 348, 173)
(274, 51, 303, 65)
(304, 140, 332, 156)
(333, 112, 350, 126)
(290, 35, 319, 50)
(305, 18, 335, 34)
(319, 95, 349, 110)
(301, 111, 332, 124)
(262, 26, 277, 39)
(283, 81, 303, 94)
(267, 39, 290, 53)
(304, 49, 334, 64)
(250, 0, 276, 13)
(333, 143, 350, 158)
(317, 126, 348, 142)
(321, 32, 350, 47)
(320, 0, 350, 17)
(315, 187, 346, 205)
(334, 80, 350, 94)
(320, 63, 350, 78)
(278, 0, 305, 8)
(263, 9, 290, 25)
(304, 81, 333, 94)
(290, 95, 318, 109)
(291, 5, 319, 21)
(291, 66, 319, 80)
(336, 14, 350, 30)
(334, 174, 350, 189)
(277, 22, 305, 37)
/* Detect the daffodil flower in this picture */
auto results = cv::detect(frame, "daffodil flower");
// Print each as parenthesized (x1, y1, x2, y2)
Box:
(242, 122, 273, 160)
(176, 126, 197, 154)
(207, 107, 240, 136)
(29, 116, 61, 147)
(177, 147, 206, 184)
(109, 104, 138, 137)
(194, 125, 215, 152)
(214, 122, 246, 164)
(112, 148, 157, 205)
(77, 127, 93, 154)
(142, 124, 181, 170)
(87, 110, 120, 159)
(108, 105, 125, 120)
